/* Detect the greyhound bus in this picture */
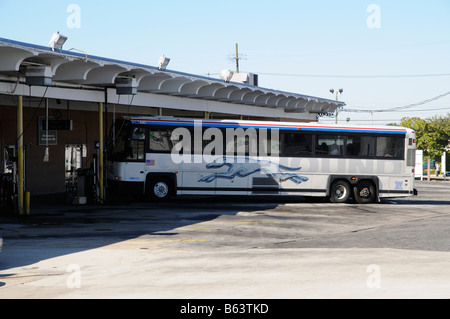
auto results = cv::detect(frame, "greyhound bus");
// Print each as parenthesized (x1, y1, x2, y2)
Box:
(106, 116, 417, 204)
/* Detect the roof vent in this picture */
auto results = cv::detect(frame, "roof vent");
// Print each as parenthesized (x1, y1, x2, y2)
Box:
(231, 72, 258, 86)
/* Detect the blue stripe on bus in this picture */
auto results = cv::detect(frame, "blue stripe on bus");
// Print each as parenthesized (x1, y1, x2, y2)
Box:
(299, 127, 407, 134)
(132, 120, 301, 130)
(132, 120, 407, 134)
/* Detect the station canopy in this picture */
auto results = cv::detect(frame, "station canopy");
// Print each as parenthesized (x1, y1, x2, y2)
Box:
(0, 37, 345, 120)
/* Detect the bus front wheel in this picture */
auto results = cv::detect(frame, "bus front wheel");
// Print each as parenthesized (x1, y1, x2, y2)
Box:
(353, 180, 376, 204)
(329, 180, 351, 203)
(147, 177, 172, 201)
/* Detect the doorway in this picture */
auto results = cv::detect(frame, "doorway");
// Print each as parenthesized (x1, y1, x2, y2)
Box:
(65, 144, 87, 183)
(3, 145, 16, 174)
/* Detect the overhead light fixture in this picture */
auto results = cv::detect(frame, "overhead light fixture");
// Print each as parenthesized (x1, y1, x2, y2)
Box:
(49, 32, 68, 51)
(157, 55, 170, 71)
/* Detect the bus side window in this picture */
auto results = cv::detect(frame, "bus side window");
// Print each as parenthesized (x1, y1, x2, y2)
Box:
(376, 136, 404, 158)
(281, 132, 313, 157)
(316, 135, 344, 156)
(149, 129, 173, 153)
(346, 135, 375, 157)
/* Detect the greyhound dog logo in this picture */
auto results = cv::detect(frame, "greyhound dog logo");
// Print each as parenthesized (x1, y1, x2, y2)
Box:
(199, 157, 309, 184)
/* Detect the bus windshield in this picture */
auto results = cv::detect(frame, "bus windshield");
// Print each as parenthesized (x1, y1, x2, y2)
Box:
(109, 120, 132, 162)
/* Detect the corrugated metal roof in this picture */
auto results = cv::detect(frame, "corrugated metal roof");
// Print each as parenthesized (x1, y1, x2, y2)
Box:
(0, 37, 345, 115)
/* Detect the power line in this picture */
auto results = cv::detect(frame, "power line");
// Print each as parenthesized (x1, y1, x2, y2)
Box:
(259, 72, 450, 79)
(390, 106, 450, 113)
(342, 90, 450, 113)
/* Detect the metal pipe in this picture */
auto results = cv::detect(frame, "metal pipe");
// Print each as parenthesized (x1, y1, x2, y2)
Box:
(17, 96, 24, 215)
(25, 191, 30, 215)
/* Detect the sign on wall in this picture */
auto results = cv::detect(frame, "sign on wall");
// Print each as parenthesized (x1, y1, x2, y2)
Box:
(38, 116, 57, 146)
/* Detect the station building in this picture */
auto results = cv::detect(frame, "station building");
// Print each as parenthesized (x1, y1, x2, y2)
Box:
(0, 36, 344, 211)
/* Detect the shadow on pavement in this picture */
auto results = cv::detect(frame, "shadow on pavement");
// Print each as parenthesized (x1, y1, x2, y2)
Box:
(0, 193, 294, 271)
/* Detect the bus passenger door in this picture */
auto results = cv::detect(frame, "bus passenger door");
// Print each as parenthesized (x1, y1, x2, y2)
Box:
(123, 127, 146, 189)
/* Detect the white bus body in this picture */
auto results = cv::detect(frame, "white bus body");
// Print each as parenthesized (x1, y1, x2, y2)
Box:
(107, 117, 417, 204)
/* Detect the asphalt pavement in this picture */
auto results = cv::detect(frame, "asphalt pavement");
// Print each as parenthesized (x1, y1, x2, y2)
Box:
(0, 180, 449, 299)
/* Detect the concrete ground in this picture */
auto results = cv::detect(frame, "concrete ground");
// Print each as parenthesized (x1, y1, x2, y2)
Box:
(0, 180, 449, 299)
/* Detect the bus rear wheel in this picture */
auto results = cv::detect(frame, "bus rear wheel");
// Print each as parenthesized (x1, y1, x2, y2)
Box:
(147, 177, 172, 201)
(353, 180, 376, 204)
(329, 180, 351, 203)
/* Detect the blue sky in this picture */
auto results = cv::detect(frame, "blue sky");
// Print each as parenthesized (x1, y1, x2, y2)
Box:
(1, 0, 450, 124)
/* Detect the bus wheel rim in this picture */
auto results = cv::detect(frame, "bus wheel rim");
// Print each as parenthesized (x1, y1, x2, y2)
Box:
(335, 185, 347, 199)
(154, 182, 169, 198)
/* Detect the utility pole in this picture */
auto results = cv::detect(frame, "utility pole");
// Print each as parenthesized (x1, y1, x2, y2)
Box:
(330, 88, 344, 124)
(229, 43, 246, 73)
(235, 43, 240, 73)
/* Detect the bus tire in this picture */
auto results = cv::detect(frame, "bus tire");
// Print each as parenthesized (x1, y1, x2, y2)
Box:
(147, 177, 172, 201)
(353, 180, 376, 204)
(329, 180, 351, 203)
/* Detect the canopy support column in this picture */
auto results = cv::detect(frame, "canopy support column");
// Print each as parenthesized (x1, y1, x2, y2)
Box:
(17, 95, 24, 215)
(98, 102, 104, 204)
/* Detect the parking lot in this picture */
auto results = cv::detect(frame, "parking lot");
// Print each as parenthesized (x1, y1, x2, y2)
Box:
(0, 180, 450, 299)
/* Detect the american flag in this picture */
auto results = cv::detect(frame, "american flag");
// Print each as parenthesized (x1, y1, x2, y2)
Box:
(146, 159, 155, 166)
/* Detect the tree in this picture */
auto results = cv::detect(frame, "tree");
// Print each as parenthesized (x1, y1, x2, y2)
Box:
(400, 115, 450, 160)
(400, 115, 450, 180)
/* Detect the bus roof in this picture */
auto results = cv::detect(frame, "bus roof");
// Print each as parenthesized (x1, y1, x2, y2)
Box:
(124, 116, 412, 135)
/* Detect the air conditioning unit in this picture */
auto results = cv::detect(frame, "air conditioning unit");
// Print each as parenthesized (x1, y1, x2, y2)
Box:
(25, 66, 53, 86)
(248, 73, 258, 86)
(116, 78, 138, 95)
(230, 72, 258, 86)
